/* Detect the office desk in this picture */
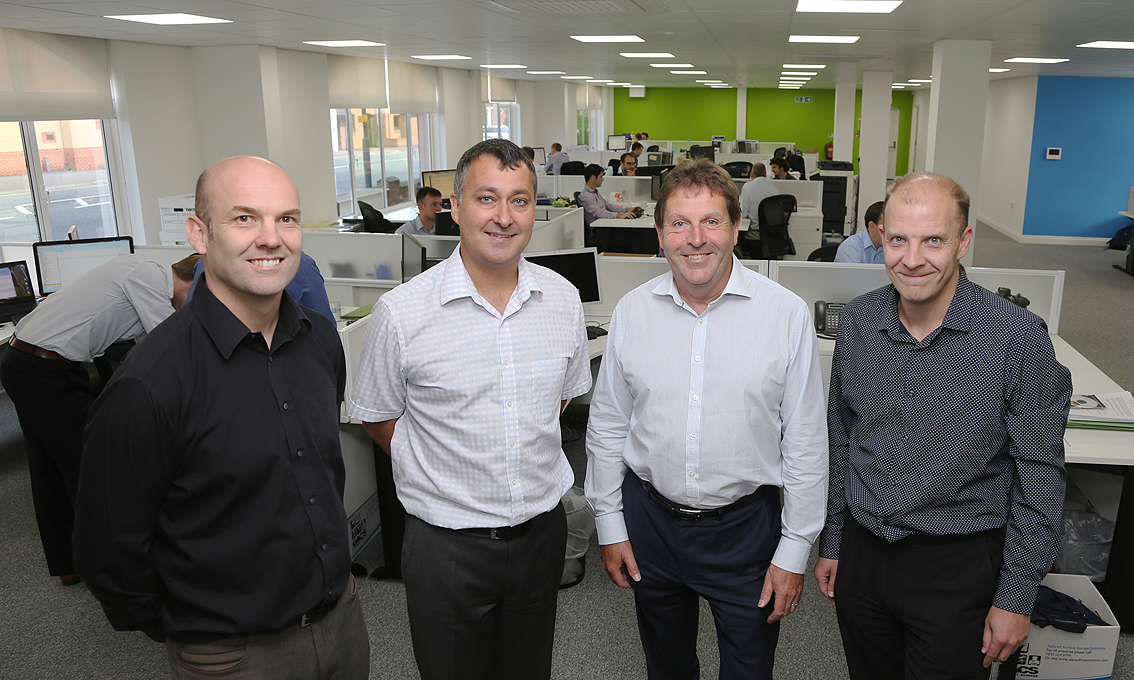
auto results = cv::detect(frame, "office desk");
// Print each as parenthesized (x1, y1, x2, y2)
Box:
(1117, 211, 1133, 276)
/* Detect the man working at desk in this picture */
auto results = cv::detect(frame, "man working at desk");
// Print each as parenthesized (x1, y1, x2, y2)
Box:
(396, 186, 445, 236)
(834, 201, 885, 264)
(349, 139, 591, 680)
(631, 142, 644, 159)
(75, 156, 369, 679)
(587, 159, 828, 680)
(544, 142, 569, 175)
(816, 172, 1071, 680)
(1, 252, 197, 586)
(619, 152, 638, 177)
(578, 163, 642, 228)
(769, 156, 795, 180)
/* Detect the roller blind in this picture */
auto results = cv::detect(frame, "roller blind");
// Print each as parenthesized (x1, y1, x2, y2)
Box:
(0, 28, 114, 122)
(387, 59, 438, 113)
(481, 74, 516, 103)
(575, 83, 601, 110)
(327, 54, 388, 110)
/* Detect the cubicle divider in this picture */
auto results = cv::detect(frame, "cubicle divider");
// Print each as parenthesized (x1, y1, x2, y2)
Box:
(601, 176, 653, 203)
(303, 231, 402, 282)
(769, 179, 822, 208)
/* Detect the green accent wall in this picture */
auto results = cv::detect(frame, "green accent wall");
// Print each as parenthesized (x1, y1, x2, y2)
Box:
(614, 87, 913, 177)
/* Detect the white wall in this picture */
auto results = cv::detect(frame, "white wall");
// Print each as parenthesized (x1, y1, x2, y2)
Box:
(191, 46, 271, 165)
(912, 88, 931, 173)
(272, 48, 336, 222)
(107, 41, 203, 244)
(978, 76, 1037, 238)
(528, 80, 574, 151)
(438, 67, 479, 169)
(516, 79, 537, 148)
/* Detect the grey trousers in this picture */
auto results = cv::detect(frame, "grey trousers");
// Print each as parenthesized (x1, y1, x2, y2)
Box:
(164, 574, 370, 680)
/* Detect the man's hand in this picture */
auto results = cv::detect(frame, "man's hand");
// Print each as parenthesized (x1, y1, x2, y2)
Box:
(759, 564, 804, 623)
(601, 541, 641, 588)
(814, 557, 838, 601)
(620, 210, 638, 219)
(982, 606, 1030, 667)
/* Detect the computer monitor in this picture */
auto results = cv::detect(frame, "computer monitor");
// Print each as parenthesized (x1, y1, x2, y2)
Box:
(737, 140, 758, 154)
(0, 260, 38, 323)
(607, 134, 630, 152)
(433, 211, 459, 236)
(531, 146, 547, 166)
(635, 164, 674, 178)
(524, 247, 602, 305)
(645, 151, 673, 166)
(418, 235, 460, 271)
(422, 170, 458, 200)
(688, 146, 715, 162)
(33, 236, 134, 296)
(402, 233, 426, 282)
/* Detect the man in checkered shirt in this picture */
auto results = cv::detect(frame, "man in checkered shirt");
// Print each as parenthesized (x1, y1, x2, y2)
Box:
(816, 172, 1072, 680)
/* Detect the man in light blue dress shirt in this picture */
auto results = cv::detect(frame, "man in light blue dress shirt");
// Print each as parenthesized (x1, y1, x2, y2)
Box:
(395, 187, 444, 236)
(835, 201, 885, 264)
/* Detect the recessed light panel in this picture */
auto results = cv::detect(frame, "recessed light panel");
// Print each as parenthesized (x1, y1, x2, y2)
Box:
(784, 63, 826, 69)
(527, 71, 565, 75)
(671, 70, 707, 75)
(651, 63, 694, 68)
(303, 40, 384, 47)
(105, 13, 230, 24)
(620, 52, 675, 58)
(561, 75, 591, 79)
(789, 35, 860, 43)
(696, 80, 723, 83)
(570, 35, 644, 43)
(989, 68, 1011, 73)
(412, 55, 471, 60)
(1005, 57, 1068, 64)
(782, 71, 818, 76)
(909, 79, 931, 83)
(480, 64, 526, 69)
(1078, 41, 1134, 50)
(796, 0, 902, 12)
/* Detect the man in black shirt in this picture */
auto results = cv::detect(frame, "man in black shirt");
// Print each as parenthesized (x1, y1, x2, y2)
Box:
(75, 156, 369, 679)
(815, 172, 1070, 680)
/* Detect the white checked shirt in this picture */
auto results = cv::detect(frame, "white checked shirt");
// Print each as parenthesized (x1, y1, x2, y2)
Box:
(349, 247, 592, 530)
(585, 259, 828, 574)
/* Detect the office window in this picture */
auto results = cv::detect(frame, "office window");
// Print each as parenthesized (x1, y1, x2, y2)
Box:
(577, 108, 603, 150)
(332, 108, 429, 216)
(0, 119, 117, 242)
(411, 113, 433, 185)
(483, 103, 517, 142)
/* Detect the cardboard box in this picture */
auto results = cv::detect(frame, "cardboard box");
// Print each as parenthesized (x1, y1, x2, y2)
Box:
(991, 573, 1119, 680)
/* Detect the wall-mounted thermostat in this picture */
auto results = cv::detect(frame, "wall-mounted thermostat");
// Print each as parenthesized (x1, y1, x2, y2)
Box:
(1046, 147, 1062, 160)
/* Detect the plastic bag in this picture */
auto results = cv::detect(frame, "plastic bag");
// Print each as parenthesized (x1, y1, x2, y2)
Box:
(560, 486, 595, 588)
(1056, 509, 1115, 582)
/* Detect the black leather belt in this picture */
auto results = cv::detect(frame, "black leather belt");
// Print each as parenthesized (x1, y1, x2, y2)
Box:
(645, 480, 778, 522)
(294, 595, 339, 628)
(9, 337, 73, 363)
(456, 509, 549, 540)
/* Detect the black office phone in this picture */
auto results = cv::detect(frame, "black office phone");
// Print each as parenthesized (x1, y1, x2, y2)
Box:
(815, 300, 845, 336)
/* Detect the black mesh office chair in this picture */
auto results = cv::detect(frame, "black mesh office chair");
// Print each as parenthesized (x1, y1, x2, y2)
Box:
(787, 152, 807, 179)
(646, 145, 659, 152)
(773, 147, 788, 158)
(559, 161, 586, 176)
(808, 244, 839, 262)
(608, 158, 623, 175)
(358, 201, 397, 233)
(722, 161, 752, 179)
(755, 194, 797, 259)
(433, 211, 458, 236)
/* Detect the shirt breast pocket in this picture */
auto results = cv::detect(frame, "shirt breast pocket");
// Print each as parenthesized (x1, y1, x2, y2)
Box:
(531, 357, 569, 425)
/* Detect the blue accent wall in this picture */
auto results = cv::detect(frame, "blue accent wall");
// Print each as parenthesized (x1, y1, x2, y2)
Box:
(1024, 76, 1134, 237)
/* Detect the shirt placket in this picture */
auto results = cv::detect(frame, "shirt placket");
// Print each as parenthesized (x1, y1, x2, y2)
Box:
(684, 314, 708, 505)
(497, 317, 524, 524)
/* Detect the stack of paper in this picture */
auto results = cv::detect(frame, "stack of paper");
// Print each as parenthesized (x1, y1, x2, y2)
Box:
(1067, 392, 1134, 431)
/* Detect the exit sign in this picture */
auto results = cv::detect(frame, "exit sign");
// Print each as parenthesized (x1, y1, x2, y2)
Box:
(795, 96, 813, 103)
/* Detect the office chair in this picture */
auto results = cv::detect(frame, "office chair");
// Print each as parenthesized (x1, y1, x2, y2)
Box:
(773, 147, 788, 158)
(358, 201, 397, 233)
(787, 152, 807, 179)
(722, 161, 752, 179)
(608, 158, 623, 175)
(560, 161, 586, 176)
(688, 145, 715, 162)
(433, 211, 459, 236)
(646, 145, 659, 152)
(755, 194, 797, 259)
(808, 244, 839, 262)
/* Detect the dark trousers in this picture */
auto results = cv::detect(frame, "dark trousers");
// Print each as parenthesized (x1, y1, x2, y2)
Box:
(0, 346, 90, 575)
(835, 517, 1003, 680)
(622, 474, 781, 680)
(402, 505, 567, 680)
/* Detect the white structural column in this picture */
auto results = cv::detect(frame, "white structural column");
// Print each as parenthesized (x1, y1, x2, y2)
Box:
(833, 78, 856, 163)
(925, 40, 992, 255)
(736, 87, 747, 142)
(858, 71, 893, 211)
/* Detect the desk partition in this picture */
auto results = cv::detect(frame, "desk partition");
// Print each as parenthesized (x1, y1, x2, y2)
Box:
(303, 231, 402, 282)
(602, 176, 653, 203)
(769, 179, 822, 208)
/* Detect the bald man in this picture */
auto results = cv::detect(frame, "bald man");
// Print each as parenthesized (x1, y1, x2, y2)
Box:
(75, 156, 369, 680)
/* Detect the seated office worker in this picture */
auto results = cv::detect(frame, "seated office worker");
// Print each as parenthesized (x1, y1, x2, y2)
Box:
(396, 186, 445, 236)
(740, 162, 777, 253)
(544, 142, 569, 175)
(349, 139, 592, 680)
(75, 156, 370, 680)
(834, 201, 885, 264)
(578, 163, 641, 229)
(1, 252, 197, 585)
(816, 173, 1072, 680)
(619, 152, 638, 177)
(586, 160, 828, 680)
(631, 142, 644, 158)
(769, 156, 795, 180)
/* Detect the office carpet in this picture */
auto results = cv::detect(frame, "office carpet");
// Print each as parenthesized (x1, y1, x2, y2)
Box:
(2, 228, 1133, 678)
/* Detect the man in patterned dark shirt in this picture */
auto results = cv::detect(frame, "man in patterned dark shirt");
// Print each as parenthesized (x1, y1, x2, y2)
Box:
(815, 172, 1071, 680)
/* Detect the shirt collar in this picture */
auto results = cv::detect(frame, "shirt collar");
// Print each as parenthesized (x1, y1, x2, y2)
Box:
(879, 269, 976, 337)
(652, 254, 752, 310)
(439, 245, 543, 310)
(191, 275, 310, 359)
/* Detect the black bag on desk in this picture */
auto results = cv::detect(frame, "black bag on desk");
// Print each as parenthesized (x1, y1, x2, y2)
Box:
(1107, 224, 1131, 250)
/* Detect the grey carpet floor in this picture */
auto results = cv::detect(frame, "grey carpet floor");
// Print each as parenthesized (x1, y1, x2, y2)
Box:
(2, 226, 1132, 678)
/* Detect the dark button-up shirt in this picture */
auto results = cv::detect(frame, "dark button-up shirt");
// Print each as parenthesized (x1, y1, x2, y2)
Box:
(819, 272, 1071, 615)
(75, 277, 349, 641)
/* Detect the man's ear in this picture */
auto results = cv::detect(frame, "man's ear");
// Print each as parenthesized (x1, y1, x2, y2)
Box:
(186, 215, 208, 256)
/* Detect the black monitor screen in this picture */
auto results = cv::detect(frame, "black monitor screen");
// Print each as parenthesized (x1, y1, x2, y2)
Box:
(402, 233, 425, 282)
(525, 247, 601, 305)
(33, 236, 134, 296)
(688, 146, 715, 161)
(422, 170, 457, 199)
(635, 164, 674, 178)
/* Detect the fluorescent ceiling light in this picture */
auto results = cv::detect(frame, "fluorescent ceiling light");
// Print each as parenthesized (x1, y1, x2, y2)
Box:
(304, 40, 384, 47)
(789, 35, 860, 43)
(624, 84, 645, 88)
(1005, 57, 1068, 64)
(892, 84, 906, 88)
(696, 80, 724, 83)
(1078, 41, 1134, 50)
(671, 70, 707, 75)
(710, 85, 732, 88)
(609, 82, 631, 85)
(620, 52, 675, 58)
(105, 13, 230, 24)
(796, 0, 902, 13)
(412, 54, 471, 60)
(527, 70, 564, 75)
(651, 63, 694, 68)
(481, 64, 525, 69)
(561, 75, 591, 79)
(909, 78, 931, 83)
(570, 35, 643, 43)
(782, 71, 818, 76)
(780, 85, 804, 89)
(586, 79, 613, 83)
(781, 76, 811, 80)
(989, 68, 1011, 73)
(784, 63, 826, 69)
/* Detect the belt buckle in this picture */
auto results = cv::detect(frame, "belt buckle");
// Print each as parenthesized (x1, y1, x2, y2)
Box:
(673, 506, 704, 521)
(488, 527, 500, 540)
(300, 612, 310, 627)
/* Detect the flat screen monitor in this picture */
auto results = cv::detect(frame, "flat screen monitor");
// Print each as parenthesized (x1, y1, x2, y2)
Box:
(525, 247, 602, 305)
(0, 260, 38, 323)
(402, 233, 426, 282)
(635, 164, 674, 178)
(417, 235, 460, 271)
(422, 170, 458, 200)
(531, 146, 547, 166)
(645, 151, 672, 166)
(607, 134, 630, 152)
(688, 146, 715, 162)
(33, 236, 134, 296)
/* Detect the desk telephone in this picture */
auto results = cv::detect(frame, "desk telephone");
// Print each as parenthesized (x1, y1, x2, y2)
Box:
(814, 300, 845, 337)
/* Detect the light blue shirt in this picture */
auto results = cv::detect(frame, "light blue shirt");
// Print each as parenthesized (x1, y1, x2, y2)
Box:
(834, 228, 885, 264)
(544, 151, 569, 175)
(395, 216, 434, 236)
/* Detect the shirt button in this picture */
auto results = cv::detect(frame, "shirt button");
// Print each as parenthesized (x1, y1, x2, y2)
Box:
(297, 449, 304, 458)
(698, 318, 704, 325)
(511, 479, 519, 486)
(689, 434, 696, 440)
(503, 359, 510, 366)
(506, 400, 513, 407)
(282, 402, 289, 410)
(309, 496, 316, 504)
(694, 356, 701, 362)
(321, 544, 328, 551)
(692, 395, 699, 401)
(688, 471, 696, 478)
(509, 440, 516, 448)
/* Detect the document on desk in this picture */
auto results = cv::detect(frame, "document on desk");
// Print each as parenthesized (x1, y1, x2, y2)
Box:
(1067, 391, 1134, 431)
